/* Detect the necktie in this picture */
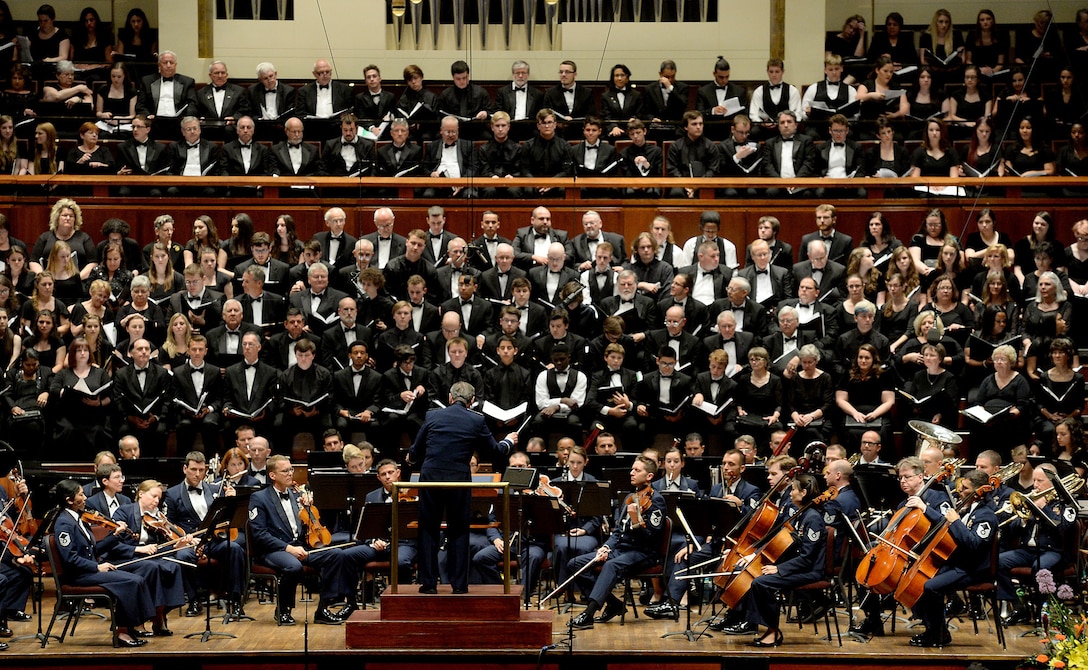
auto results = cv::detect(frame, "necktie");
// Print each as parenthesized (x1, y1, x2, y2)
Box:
(279, 491, 291, 500)
(189, 486, 203, 494)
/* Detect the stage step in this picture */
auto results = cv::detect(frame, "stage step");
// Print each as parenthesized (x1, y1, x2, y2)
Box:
(345, 585, 554, 650)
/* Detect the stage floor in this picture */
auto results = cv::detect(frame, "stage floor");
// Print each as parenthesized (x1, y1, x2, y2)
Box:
(1, 593, 1041, 669)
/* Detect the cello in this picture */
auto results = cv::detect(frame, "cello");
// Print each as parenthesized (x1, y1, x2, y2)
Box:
(854, 459, 961, 595)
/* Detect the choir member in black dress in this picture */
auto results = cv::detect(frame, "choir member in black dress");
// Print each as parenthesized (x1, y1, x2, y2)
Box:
(904, 342, 959, 429)
(65, 122, 115, 175)
(864, 115, 911, 177)
(1035, 339, 1085, 448)
(866, 12, 919, 70)
(909, 119, 959, 178)
(784, 344, 833, 453)
(2, 349, 50, 453)
(947, 67, 992, 140)
(968, 344, 1033, 459)
(836, 343, 895, 450)
(1058, 123, 1088, 188)
(734, 347, 783, 449)
(1003, 116, 1056, 184)
(1023, 272, 1073, 343)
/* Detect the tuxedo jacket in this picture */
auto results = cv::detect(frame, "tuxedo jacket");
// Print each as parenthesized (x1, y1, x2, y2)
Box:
(421, 138, 476, 178)
(818, 139, 866, 178)
(203, 323, 261, 368)
(620, 140, 663, 179)
(506, 302, 547, 339)
(643, 80, 690, 120)
(406, 300, 441, 336)
(635, 370, 694, 413)
(761, 330, 817, 375)
(115, 138, 170, 175)
(718, 135, 765, 176)
(477, 265, 524, 301)
(268, 141, 321, 176)
(703, 330, 756, 369)
(798, 231, 855, 265)
(312, 231, 358, 270)
(599, 88, 645, 132)
(321, 136, 377, 176)
(379, 366, 430, 420)
(219, 139, 271, 176)
(708, 297, 769, 337)
(167, 288, 225, 332)
(492, 83, 545, 121)
(421, 230, 457, 266)
(163, 481, 218, 534)
(469, 235, 513, 269)
(331, 365, 383, 416)
(194, 82, 251, 120)
(656, 296, 709, 335)
(361, 232, 408, 266)
(745, 239, 795, 270)
(353, 89, 397, 121)
(696, 82, 749, 118)
(435, 84, 492, 118)
(775, 298, 839, 352)
(138, 73, 197, 116)
(644, 328, 709, 373)
(530, 333, 588, 371)
(171, 360, 225, 416)
(433, 264, 479, 304)
(288, 287, 350, 334)
(169, 138, 222, 176)
(677, 263, 732, 303)
(238, 291, 288, 326)
(598, 294, 660, 335)
(542, 84, 596, 118)
(294, 81, 354, 118)
(234, 258, 292, 295)
(528, 265, 580, 304)
(790, 260, 847, 305)
(511, 226, 569, 270)
(265, 331, 321, 370)
(737, 264, 795, 307)
(222, 359, 281, 416)
(376, 142, 423, 177)
(320, 323, 375, 370)
(762, 134, 819, 178)
(247, 81, 293, 120)
(585, 367, 640, 416)
(439, 295, 493, 336)
(424, 330, 481, 368)
(479, 331, 535, 371)
(571, 142, 619, 176)
(112, 363, 173, 419)
(693, 370, 738, 412)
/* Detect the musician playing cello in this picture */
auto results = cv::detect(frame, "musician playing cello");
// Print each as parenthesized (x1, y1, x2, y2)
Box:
(568, 455, 666, 630)
(906, 469, 997, 648)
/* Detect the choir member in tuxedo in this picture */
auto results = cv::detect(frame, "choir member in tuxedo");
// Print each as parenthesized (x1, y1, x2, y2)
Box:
(696, 57, 750, 122)
(506, 278, 548, 339)
(746, 216, 794, 270)
(571, 117, 619, 186)
(703, 311, 755, 379)
(424, 312, 480, 368)
(799, 204, 855, 265)
(376, 118, 423, 179)
(384, 230, 438, 302)
(265, 309, 321, 371)
(475, 113, 526, 199)
(620, 119, 664, 197)
(421, 116, 477, 199)
(792, 240, 847, 307)
(373, 301, 428, 372)
(334, 240, 373, 296)
(657, 273, 708, 336)
(479, 243, 525, 302)
(274, 339, 332, 448)
(219, 116, 270, 184)
(249, 455, 372, 625)
(738, 239, 794, 309)
(237, 265, 287, 332)
(531, 309, 588, 371)
(493, 60, 544, 123)
(172, 336, 223, 454)
(248, 62, 293, 122)
(234, 233, 291, 297)
(542, 60, 596, 122)
(115, 115, 169, 195)
(600, 64, 644, 136)
(164, 452, 247, 618)
(112, 339, 171, 456)
(777, 277, 839, 358)
(246, 436, 271, 487)
(294, 59, 354, 119)
(512, 206, 569, 270)
(666, 111, 720, 198)
(289, 264, 348, 337)
(433, 238, 479, 305)
(320, 297, 373, 371)
(625, 233, 676, 297)
(331, 341, 383, 435)
(599, 270, 659, 340)
(221, 332, 280, 438)
(747, 59, 803, 140)
(313, 208, 357, 272)
(354, 65, 397, 128)
(760, 110, 818, 197)
(137, 51, 197, 118)
(427, 337, 483, 404)
(268, 118, 321, 177)
(580, 242, 618, 307)
(479, 306, 535, 372)
(815, 115, 867, 198)
(204, 299, 259, 369)
(481, 335, 532, 433)
(469, 210, 511, 270)
(567, 210, 626, 272)
(562, 284, 603, 340)
(167, 264, 224, 334)
(195, 60, 250, 123)
(691, 348, 739, 442)
(362, 207, 407, 272)
(85, 463, 131, 520)
(644, 60, 690, 122)
(321, 113, 375, 177)
(716, 116, 762, 197)
(398, 274, 438, 336)
(440, 273, 493, 339)
(710, 277, 769, 338)
(531, 345, 587, 437)
(436, 60, 492, 121)
(378, 345, 429, 452)
(681, 242, 733, 308)
(762, 306, 815, 377)
(586, 317, 646, 375)
(644, 305, 709, 374)
(418, 206, 457, 267)
(52, 480, 156, 647)
(528, 243, 580, 305)
(636, 346, 695, 439)
(166, 116, 220, 195)
(585, 342, 640, 448)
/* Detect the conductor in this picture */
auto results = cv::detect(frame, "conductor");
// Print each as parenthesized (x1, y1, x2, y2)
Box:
(408, 381, 517, 593)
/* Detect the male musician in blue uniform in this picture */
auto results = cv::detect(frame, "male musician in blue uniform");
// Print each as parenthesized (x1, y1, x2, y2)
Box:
(163, 451, 247, 618)
(248, 455, 371, 625)
(408, 381, 517, 594)
(0, 478, 33, 638)
(360, 459, 415, 583)
(909, 468, 998, 647)
(569, 455, 667, 629)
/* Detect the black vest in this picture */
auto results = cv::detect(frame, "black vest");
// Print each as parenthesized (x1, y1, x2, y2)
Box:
(546, 369, 579, 398)
(813, 80, 851, 108)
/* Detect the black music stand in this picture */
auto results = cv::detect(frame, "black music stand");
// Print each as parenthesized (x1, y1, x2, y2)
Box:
(354, 501, 419, 588)
(741, 464, 769, 492)
(553, 481, 612, 611)
(186, 490, 254, 641)
(853, 466, 903, 512)
(309, 472, 380, 535)
(515, 495, 567, 609)
(684, 457, 718, 494)
(11, 506, 61, 646)
(119, 458, 186, 496)
(663, 497, 737, 641)
(599, 469, 630, 505)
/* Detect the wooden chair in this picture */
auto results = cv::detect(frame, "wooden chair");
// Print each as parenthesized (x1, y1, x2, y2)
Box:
(43, 534, 118, 647)
(962, 535, 1005, 649)
(619, 517, 672, 624)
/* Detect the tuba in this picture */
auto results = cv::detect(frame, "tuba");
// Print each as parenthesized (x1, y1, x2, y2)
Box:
(908, 420, 963, 456)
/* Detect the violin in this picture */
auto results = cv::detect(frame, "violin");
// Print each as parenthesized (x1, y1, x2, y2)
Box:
(6, 466, 39, 537)
(622, 484, 653, 529)
(81, 509, 137, 540)
(531, 474, 575, 516)
(294, 485, 332, 549)
(0, 498, 31, 560)
(142, 509, 185, 543)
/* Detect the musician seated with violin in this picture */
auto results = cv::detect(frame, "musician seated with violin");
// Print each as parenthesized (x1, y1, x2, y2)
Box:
(163, 451, 248, 619)
(549, 446, 601, 597)
(903, 469, 998, 648)
(85, 463, 132, 520)
(0, 476, 35, 640)
(361, 459, 415, 582)
(248, 455, 372, 626)
(997, 463, 1077, 626)
(719, 473, 828, 646)
(569, 455, 667, 630)
(52, 479, 157, 648)
(106, 479, 193, 638)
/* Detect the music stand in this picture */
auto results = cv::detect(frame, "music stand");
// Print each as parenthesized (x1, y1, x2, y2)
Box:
(306, 451, 345, 471)
(186, 490, 254, 641)
(741, 464, 769, 492)
(584, 454, 635, 480)
(119, 458, 186, 496)
(354, 501, 420, 588)
(553, 481, 612, 611)
(853, 466, 903, 512)
(11, 506, 61, 646)
(310, 472, 379, 534)
(515, 495, 567, 608)
(599, 469, 629, 505)
(683, 457, 717, 494)
(663, 497, 737, 641)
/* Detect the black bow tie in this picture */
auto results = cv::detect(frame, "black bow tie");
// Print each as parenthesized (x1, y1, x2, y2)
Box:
(330, 235, 343, 242)
(189, 486, 203, 494)
(430, 233, 444, 240)
(534, 233, 548, 240)
(161, 77, 173, 83)
(353, 369, 366, 377)
(586, 144, 599, 150)
(784, 336, 797, 343)
(288, 143, 301, 149)
(768, 83, 782, 91)
(244, 361, 258, 369)
(513, 85, 526, 92)
(716, 85, 729, 91)
(191, 365, 204, 373)
(410, 301, 424, 308)
(444, 143, 457, 149)
(549, 270, 561, 275)
(461, 300, 472, 308)
(564, 87, 575, 93)
(240, 143, 252, 149)
(249, 295, 262, 303)
(342, 140, 356, 146)
(497, 271, 508, 277)
(755, 269, 768, 275)
(135, 367, 148, 375)
(312, 292, 325, 299)
(721, 337, 735, 344)
(188, 143, 200, 149)
(780, 136, 794, 142)
(596, 271, 610, 277)
(379, 237, 391, 242)
(621, 298, 634, 304)
(279, 491, 291, 500)
(832, 142, 845, 148)
(265, 88, 277, 94)
(318, 84, 329, 90)
(821, 236, 834, 243)
(213, 85, 225, 93)
(516, 304, 527, 310)
(135, 140, 148, 147)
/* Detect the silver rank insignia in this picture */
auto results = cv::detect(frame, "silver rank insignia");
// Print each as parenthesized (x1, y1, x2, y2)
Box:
(975, 521, 992, 539)
(58, 532, 71, 547)
(806, 527, 820, 543)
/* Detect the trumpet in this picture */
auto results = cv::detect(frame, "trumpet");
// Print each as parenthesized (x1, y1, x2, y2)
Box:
(994, 461, 1024, 484)
(998, 474, 1085, 527)
(848, 453, 862, 467)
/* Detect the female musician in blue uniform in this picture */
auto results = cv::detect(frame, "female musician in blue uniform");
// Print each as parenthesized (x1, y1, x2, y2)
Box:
(51, 479, 156, 647)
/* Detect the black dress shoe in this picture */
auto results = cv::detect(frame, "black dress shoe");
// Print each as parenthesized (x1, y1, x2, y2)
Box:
(723, 621, 758, 636)
(338, 603, 358, 619)
(637, 581, 653, 606)
(228, 601, 247, 618)
(152, 627, 173, 637)
(849, 618, 884, 637)
(114, 635, 147, 648)
(945, 597, 967, 618)
(132, 629, 154, 638)
(751, 629, 784, 647)
(452, 587, 468, 594)
(0, 626, 12, 638)
(708, 611, 742, 632)
(570, 612, 594, 630)
(418, 585, 438, 595)
(4, 611, 30, 622)
(275, 611, 295, 626)
(313, 607, 344, 625)
(909, 630, 951, 648)
(645, 600, 679, 620)
(0, 641, 7, 651)
(594, 600, 627, 623)
(184, 603, 203, 617)
(1002, 608, 1028, 626)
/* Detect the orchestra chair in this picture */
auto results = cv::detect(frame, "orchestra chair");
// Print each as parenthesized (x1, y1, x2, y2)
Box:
(961, 536, 1006, 649)
(1006, 519, 1082, 635)
(360, 559, 389, 610)
(243, 524, 318, 611)
(44, 534, 119, 647)
(789, 527, 842, 646)
(618, 518, 672, 624)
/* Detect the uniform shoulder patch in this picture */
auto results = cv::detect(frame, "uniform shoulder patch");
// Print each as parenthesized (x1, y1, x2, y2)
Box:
(650, 509, 664, 528)
(249, 508, 259, 521)
(823, 511, 836, 525)
(1064, 507, 1077, 523)
(58, 532, 71, 547)
(975, 521, 992, 539)
(806, 527, 821, 543)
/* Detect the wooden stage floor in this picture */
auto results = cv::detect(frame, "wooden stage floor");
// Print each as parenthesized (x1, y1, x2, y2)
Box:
(0, 593, 1040, 670)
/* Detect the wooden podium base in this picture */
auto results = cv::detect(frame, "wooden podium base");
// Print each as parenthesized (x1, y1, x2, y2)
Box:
(345, 584, 554, 650)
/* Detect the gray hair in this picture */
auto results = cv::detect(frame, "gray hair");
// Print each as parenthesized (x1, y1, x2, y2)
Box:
(256, 62, 276, 77)
(55, 60, 74, 74)
(797, 343, 821, 361)
(729, 276, 751, 293)
(129, 275, 151, 291)
(208, 60, 228, 74)
(159, 51, 177, 63)
(450, 381, 475, 405)
(1037, 270, 1067, 303)
(511, 60, 529, 72)
(307, 262, 329, 278)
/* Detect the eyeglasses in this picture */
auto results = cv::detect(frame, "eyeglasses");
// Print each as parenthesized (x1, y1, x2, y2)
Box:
(897, 474, 919, 481)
